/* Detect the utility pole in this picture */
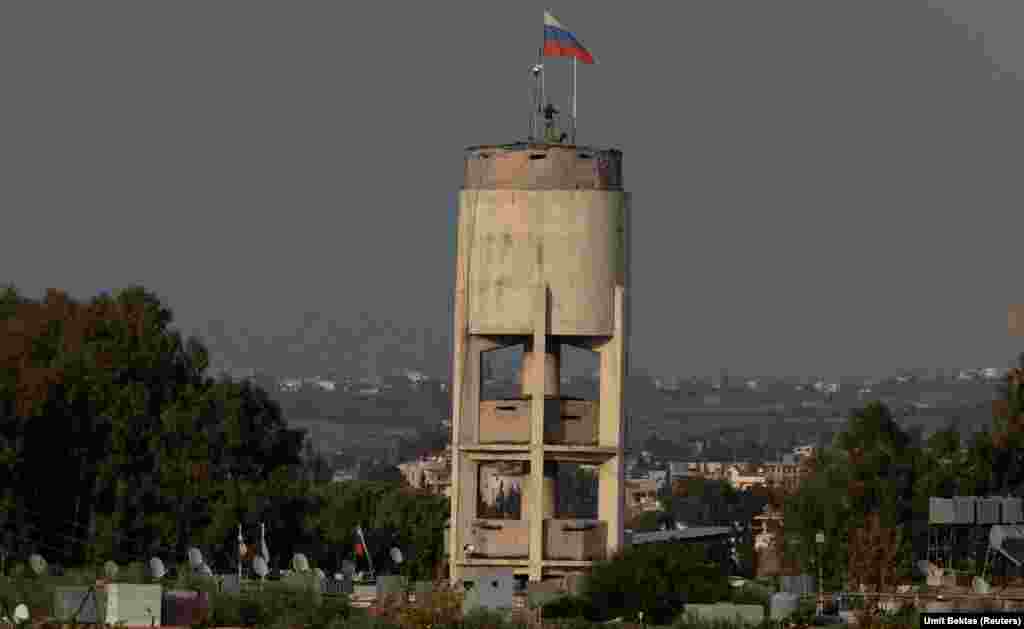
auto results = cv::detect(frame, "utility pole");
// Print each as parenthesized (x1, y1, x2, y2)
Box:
(816, 531, 825, 616)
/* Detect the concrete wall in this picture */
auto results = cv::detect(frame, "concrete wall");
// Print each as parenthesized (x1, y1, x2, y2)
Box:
(478, 399, 598, 445)
(544, 519, 608, 561)
(462, 570, 517, 613)
(460, 189, 626, 336)
(463, 145, 623, 191)
(470, 519, 530, 558)
(685, 603, 765, 626)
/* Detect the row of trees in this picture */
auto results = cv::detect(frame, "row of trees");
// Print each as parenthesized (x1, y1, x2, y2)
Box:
(0, 286, 448, 580)
(779, 367, 1024, 590)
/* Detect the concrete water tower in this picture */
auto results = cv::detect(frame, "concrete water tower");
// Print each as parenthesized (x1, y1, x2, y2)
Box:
(448, 142, 629, 583)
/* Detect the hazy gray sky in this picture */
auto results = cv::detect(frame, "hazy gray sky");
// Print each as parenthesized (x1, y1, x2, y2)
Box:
(2, 1, 1022, 379)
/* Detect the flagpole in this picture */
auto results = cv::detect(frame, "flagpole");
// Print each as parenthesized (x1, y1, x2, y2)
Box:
(238, 523, 243, 582)
(572, 57, 577, 144)
(357, 525, 375, 580)
(533, 46, 543, 141)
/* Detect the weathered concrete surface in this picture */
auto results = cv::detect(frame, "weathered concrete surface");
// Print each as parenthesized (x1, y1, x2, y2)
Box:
(478, 399, 599, 445)
(470, 519, 530, 558)
(544, 519, 607, 561)
(685, 603, 765, 626)
(462, 570, 517, 613)
(460, 190, 626, 336)
(464, 144, 622, 191)
(450, 144, 627, 583)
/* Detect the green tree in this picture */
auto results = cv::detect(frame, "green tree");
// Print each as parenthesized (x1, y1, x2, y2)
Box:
(583, 542, 730, 623)
(782, 403, 918, 588)
(0, 286, 302, 566)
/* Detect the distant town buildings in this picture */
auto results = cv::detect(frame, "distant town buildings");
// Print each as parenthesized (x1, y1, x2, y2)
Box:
(397, 451, 452, 498)
(625, 479, 660, 514)
(726, 466, 766, 491)
(659, 445, 816, 493)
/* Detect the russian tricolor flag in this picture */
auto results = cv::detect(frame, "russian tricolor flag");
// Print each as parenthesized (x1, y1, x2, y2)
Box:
(543, 11, 595, 64)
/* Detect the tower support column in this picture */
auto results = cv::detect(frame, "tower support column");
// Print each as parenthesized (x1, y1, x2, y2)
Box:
(529, 282, 549, 581)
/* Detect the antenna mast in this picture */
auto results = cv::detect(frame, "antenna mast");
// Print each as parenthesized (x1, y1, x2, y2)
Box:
(357, 524, 375, 580)
(530, 48, 544, 141)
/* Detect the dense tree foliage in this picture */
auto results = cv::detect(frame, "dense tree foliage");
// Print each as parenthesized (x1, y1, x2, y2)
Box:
(583, 542, 731, 623)
(780, 370, 1024, 588)
(660, 477, 768, 529)
(0, 286, 448, 578)
(305, 481, 448, 581)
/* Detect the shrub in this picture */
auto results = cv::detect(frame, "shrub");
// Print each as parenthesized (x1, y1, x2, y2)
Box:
(0, 574, 55, 622)
(583, 543, 731, 624)
(393, 580, 463, 629)
(344, 610, 403, 629)
(672, 619, 782, 629)
(461, 607, 514, 629)
(541, 595, 597, 620)
(185, 580, 350, 629)
(727, 584, 771, 610)
(545, 617, 595, 629)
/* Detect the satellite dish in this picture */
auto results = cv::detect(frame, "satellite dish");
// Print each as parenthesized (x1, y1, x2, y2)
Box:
(390, 547, 404, 565)
(13, 604, 29, 623)
(187, 547, 204, 569)
(291, 553, 310, 573)
(315, 568, 326, 580)
(252, 556, 269, 579)
(104, 560, 119, 579)
(28, 554, 47, 576)
(149, 557, 167, 579)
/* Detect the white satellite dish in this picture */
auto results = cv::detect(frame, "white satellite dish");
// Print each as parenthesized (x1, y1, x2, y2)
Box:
(104, 560, 119, 579)
(390, 547, 404, 565)
(13, 604, 29, 623)
(28, 554, 47, 576)
(187, 547, 204, 569)
(291, 553, 310, 573)
(149, 557, 167, 579)
(252, 556, 269, 579)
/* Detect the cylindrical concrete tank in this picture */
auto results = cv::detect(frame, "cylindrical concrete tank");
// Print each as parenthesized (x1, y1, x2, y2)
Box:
(780, 574, 816, 595)
(978, 497, 1002, 524)
(770, 593, 799, 620)
(459, 144, 627, 337)
(953, 496, 977, 524)
(929, 498, 955, 524)
(1004, 497, 1023, 523)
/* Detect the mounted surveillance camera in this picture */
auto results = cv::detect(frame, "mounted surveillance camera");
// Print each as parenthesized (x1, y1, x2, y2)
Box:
(531, 64, 543, 75)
